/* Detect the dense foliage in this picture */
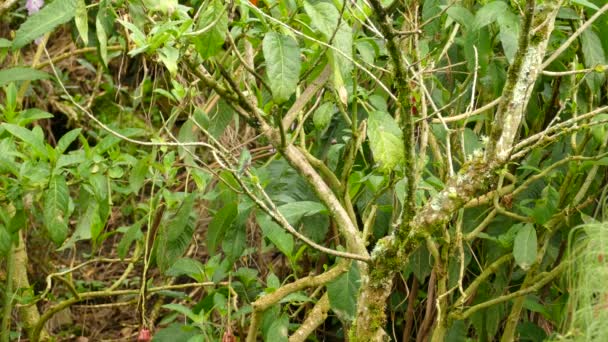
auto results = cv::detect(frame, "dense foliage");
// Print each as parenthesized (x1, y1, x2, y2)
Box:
(1, 0, 608, 341)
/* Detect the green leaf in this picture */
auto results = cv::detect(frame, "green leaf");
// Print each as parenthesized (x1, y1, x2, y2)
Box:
(162, 304, 203, 323)
(0, 225, 12, 258)
(408, 244, 433, 281)
(581, 29, 606, 93)
(497, 11, 520, 63)
(263, 32, 301, 103)
(192, 0, 228, 59)
(116, 220, 144, 259)
(17, 108, 54, 126)
(59, 198, 101, 250)
(367, 111, 404, 172)
(0, 38, 11, 48)
(206, 202, 238, 255)
(158, 45, 179, 76)
(530, 185, 559, 226)
(152, 324, 199, 342)
(55, 128, 82, 156)
(13, 0, 78, 49)
(327, 262, 360, 322)
(2, 123, 47, 156)
(157, 193, 197, 272)
(265, 314, 289, 342)
(303, 1, 340, 37)
(446, 6, 474, 30)
(74, 0, 89, 45)
(0, 68, 51, 86)
(277, 201, 327, 225)
(513, 223, 537, 270)
(472, 1, 509, 31)
(96, 0, 109, 66)
(313, 102, 337, 131)
(44, 174, 70, 245)
(572, 0, 600, 10)
(257, 213, 294, 258)
(165, 257, 205, 282)
(143, 0, 178, 14)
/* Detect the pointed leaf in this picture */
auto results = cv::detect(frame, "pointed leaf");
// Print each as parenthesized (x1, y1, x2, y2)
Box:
(44, 174, 70, 245)
(13, 0, 78, 49)
(206, 202, 238, 254)
(55, 128, 82, 155)
(513, 223, 537, 270)
(75, 0, 89, 45)
(0, 68, 50, 86)
(263, 32, 301, 103)
(327, 262, 360, 322)
(367, 111, 404, 172)
(2, 123, 47, 156)
(192, 0, 228, 59)
(157, 193, 197, 272)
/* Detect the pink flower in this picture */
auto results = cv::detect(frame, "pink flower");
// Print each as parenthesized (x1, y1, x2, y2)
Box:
(26, 0, 44, 15)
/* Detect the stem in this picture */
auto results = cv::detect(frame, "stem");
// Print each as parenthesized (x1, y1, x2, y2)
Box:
(1, 241, 15, 342)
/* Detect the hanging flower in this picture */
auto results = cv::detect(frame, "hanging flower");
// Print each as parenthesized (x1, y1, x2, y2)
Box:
(25, 0, 44, 15)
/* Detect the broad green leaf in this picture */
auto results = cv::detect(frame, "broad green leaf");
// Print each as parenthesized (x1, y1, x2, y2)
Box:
(17, 108, 54, 126)
(572, 0, 599, 10)
(590, 114, 608, 143)
(143, 0, 178, 14)
(2, 123, 47, 156)
(513, 223, 537, 270)
(446, 6, 474, 30)
(44, 174, 70, 245)
(75, 0, 89, 45)
(152, 324, 199, 342)
(165, 258, 205, 282)
(277, 201, 327, 225)
(327, 262, 360, 322)
(96, 0, 109, 66)
(581, 29, 606, 93)
(157, 193, 196, 272)
(117, 220, 143, 259)
(367, 111, 404, 172)
(129, 156, 150, 194)
(0, 68, 50, 86)
(13, 0, 78, 49)
(530, 185, 559, 226)
(263, 32, 301, 103)
(497, 11, 520, 63)
(118, 20, 147, 49)
(313, 102, 337, 131)
(221, 222, 246, 263)
(331, 23, 353, 77)
(162, 304, 203, 323)
(55, 128, 82, 155)
(0, 38, 11, 48)
(192, 0, 228, 59)
(303, 1, 340, 37)
(472, 1, 509, 31)
(408, 244, 432, 281)
(0, 225, 12, 258)
(257, 213, 294, 258)
(206, 202, 238, 254)
(265, 314, 289, 342)
(158, 45, 179, 76)
(59, 198, 101, 251)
